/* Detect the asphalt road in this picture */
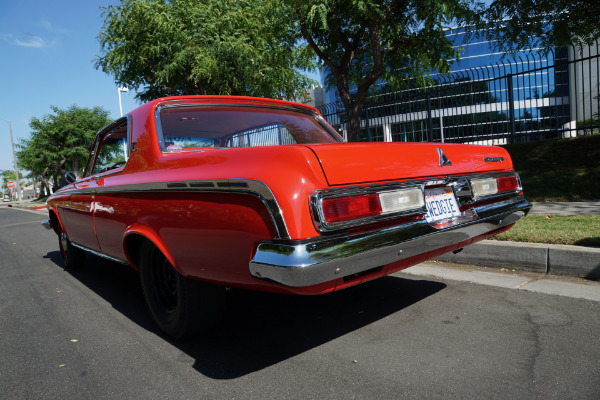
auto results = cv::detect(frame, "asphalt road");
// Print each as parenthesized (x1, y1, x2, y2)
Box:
(1, 206, 599, 399)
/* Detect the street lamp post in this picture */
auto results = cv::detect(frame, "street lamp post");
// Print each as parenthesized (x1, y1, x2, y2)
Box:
(0, 116, 22, 201)
(117, 87, 129, 161)
(118, 86, 129, 117)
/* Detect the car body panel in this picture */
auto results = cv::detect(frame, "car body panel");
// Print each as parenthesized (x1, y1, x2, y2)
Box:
(308, 142, 514, 186)
(46, 95, 531, 296)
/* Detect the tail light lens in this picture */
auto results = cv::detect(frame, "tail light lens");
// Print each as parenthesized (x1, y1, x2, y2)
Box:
(322, 194, 381, 223)
(315, 187, 426, 230)
(471, 173, 521, 199)
(496, 175, 520, 193)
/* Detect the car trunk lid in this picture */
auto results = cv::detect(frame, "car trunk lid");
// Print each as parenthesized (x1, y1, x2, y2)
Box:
(305, 142, 513, 186)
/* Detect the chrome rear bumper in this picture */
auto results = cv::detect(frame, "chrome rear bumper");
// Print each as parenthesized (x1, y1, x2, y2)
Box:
(249, 196, 531, 287)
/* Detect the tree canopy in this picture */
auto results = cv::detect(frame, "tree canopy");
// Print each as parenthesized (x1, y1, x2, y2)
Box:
(95, 0, 600, 142)
(289, 0, 477, 141)
(17, 105, 111, 195)
(481, 0, 600, 52)
(96, 0, 316, 102)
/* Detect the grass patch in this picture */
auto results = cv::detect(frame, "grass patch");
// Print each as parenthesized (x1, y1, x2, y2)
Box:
(491, 215, 600, 247)
(502, 135, 600, 201)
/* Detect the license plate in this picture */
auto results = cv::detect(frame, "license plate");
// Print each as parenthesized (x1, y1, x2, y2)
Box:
(424, 187, 461, 223)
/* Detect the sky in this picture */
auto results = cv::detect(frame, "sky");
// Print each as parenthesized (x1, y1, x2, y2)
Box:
(0, 0, 143, 179)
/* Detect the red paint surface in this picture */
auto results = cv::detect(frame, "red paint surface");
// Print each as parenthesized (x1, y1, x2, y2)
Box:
(47, 95, 520, 295)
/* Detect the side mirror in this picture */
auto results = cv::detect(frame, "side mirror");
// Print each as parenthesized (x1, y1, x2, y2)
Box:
(65, 171, 78, 184)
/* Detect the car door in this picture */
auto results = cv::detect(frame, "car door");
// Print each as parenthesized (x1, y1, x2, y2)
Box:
(59, 138, 103, 251)
(90, 118, 131, 260)
(60, 118, 130, 253)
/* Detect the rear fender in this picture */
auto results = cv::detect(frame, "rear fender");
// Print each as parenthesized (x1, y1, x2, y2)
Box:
(123, 224, 177, 273)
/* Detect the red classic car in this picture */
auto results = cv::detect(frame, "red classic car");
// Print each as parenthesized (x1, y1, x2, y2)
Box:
(44, 95, 531, 338)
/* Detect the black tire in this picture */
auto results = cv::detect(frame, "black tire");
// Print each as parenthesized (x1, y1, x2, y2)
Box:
(58, 227, 86, 269)
(139, 241, 224, 339)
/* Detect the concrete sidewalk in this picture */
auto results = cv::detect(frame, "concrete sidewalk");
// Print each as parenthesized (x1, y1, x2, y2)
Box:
(435, 201, 600, 281)
(530, 201, 600, 215)
(401, 261, 600, 302)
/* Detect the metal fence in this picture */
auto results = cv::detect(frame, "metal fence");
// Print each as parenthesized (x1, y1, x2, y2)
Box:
(317, 41, 600, 145)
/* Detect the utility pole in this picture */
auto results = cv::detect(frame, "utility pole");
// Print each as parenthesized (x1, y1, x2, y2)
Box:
(0, 116, 22, 201)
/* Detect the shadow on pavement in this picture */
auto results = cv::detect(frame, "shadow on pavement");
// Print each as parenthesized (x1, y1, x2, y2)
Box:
(45, 250, 446, 379)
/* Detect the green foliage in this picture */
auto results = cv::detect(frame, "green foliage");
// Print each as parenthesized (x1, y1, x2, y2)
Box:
(17, 105, 111, 193)
(492, 215, 600, 247)
(289, 0, 477, 141)
(480, 0, 600, 52)
(503, 135, 600, 201)
(96, 0, 316, 102)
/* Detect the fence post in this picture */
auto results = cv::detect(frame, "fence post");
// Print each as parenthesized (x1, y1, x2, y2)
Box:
(426, 92, 433, 142)
(365, 107, 371, 141)
(507, 74, 516, 143)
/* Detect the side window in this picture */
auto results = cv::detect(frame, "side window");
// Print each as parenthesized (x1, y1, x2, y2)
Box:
(86, 120, 129, 176)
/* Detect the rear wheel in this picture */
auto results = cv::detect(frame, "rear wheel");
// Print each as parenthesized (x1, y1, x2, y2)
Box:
(139, 241, 224, 339)
(58, 227, 86, 269)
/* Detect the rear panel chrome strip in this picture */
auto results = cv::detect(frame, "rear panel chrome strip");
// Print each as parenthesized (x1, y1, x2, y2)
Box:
(53, 178, 290, 240)
(249, 196, 532, 287)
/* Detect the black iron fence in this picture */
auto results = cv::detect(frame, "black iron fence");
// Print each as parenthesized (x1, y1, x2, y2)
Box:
(317, 41, 600, 145)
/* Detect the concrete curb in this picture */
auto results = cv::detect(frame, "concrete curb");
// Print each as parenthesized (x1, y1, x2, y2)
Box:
(434, 240, 600, 280)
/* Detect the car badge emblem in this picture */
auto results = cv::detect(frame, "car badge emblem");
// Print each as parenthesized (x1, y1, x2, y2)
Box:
(484, 156, 504, 162)
(437, 148, 452, 167)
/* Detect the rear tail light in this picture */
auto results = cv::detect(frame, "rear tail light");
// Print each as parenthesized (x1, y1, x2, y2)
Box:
(470, 173, 521, 199)
(470, 178, 498, 197)
(379, 188, 424, 213)
(322, 194, 381, 223)
(316, 187, 425, 230)
(496, 175, 520, 193)
(313, 172, 521, 232)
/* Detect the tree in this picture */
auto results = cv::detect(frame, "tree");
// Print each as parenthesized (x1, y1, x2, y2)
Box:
(481, 0, 600, 52)
(17, 105, 111, 196)
(289, 0, 477, 141)
(96, 0, 316, 102)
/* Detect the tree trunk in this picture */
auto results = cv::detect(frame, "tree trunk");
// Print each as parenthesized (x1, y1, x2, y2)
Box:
(40, 178, 49, 197)
(52, 174, 59, 193)
(346, 106, 363, 142)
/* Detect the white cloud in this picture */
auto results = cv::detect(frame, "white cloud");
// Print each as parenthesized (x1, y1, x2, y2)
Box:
(2, 34, 56, 48)
(39, 18, 68, 35)
(40, 19, 53, 31)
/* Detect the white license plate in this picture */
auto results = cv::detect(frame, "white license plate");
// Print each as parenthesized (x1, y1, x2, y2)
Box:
(424, 187, 461, 223)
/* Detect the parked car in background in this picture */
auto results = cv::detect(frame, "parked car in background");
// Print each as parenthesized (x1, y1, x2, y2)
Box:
(43, 96, 531, 339)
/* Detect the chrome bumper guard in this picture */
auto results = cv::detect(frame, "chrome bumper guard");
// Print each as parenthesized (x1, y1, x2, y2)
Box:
(249, 196, 532, 287)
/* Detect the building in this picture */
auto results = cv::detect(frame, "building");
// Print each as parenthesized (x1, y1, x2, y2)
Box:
(318, 26, 599, 143)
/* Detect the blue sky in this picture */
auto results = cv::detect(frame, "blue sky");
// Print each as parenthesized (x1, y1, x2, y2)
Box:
(0, 0, 141, 176)
(0, 0, 322, 182)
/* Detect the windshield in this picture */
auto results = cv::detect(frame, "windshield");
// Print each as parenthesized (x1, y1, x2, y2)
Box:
(157, 105, 342, 151)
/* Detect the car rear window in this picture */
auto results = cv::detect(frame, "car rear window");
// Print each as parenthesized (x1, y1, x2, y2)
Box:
(156, 105, 342, 152)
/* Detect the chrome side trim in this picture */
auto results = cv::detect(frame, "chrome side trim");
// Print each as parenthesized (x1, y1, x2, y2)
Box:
(54, 178, 290, 240)
(249, 196, 532, 287)
(70, 242, 129, 265)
